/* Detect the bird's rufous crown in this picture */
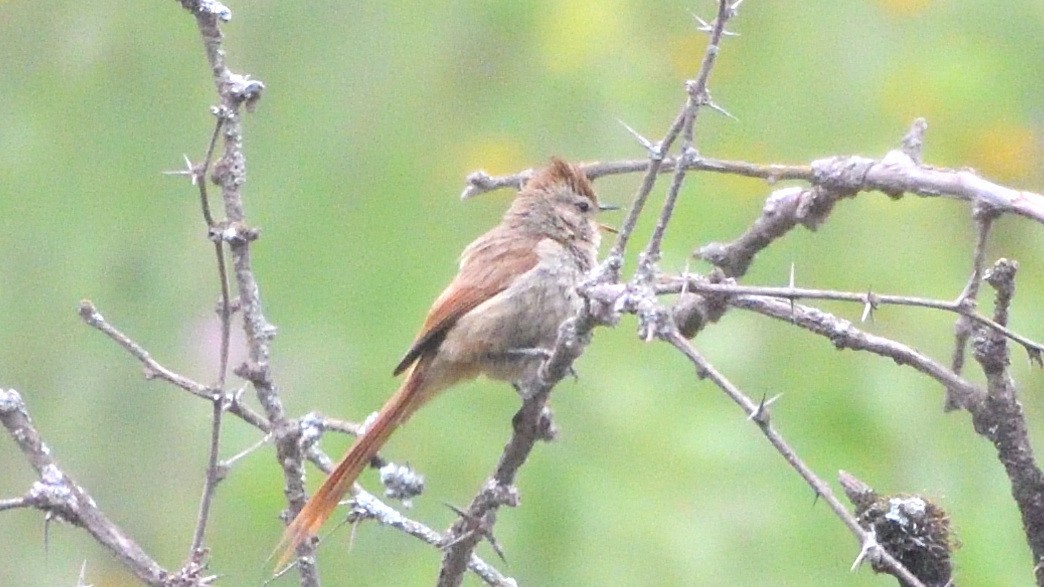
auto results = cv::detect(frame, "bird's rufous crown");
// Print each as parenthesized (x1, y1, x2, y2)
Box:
(525, 157, 597, 204)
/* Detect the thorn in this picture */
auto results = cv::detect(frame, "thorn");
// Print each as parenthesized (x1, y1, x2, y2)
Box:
(221, 432, 272, 469)
(851, 530, 880, 572)
(704, 98, 738, 121)
(346, 514, 360, 554)
(731, 0, 745, 12)
(442, 504, 507, 561)
(690, 11, 712, 31)
(617, 119, 660, 157)
(681, 259, 692, 296)
(162, 154, 200, 185)
(861, 289, 878, 323)
(439, 530, 470, 551)
(77, 559, 92, 587)
(747, 393, 782, 423)
(1028, 347, 1043, 368)
(689, 10, 739, 36)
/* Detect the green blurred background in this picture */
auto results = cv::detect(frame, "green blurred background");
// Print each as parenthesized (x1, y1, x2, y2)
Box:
(2, 0, 1043, 585)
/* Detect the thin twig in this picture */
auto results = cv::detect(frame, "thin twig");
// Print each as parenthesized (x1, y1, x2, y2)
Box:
(351, 492, 516, 586)
(76, 300, 269, 430)
(651, 279, 1044, 360)
(597, 108, 688, 282)
(460, 153, 1044, 224)
(175, 1, 319, 584)
(189, 397, 226, 559)
(220, 432, 271, 469)
(661, 334, 928, 587)
(0, 389, 171, 585)
(731, 295, 985, 410)
(297, 446, 511, 586)
(952, 206, 996, 376)
(0, 495, 32, 512)
(639, 0, 734, 272)
(188, 112, 235, 562)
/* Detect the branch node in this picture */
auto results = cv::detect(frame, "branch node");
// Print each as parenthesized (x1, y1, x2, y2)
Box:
(850, 529, 881, 572)
(379, 461, 425, 504)
(900, 118, 928, 164)
(233, 359, 270, 384)
(983, 258, 1018, 308)
(861, 289, 878, 323)
(297, 412, 325, 451)
(182, 0, 232, 21)
(226, 73, 265, 112)
(209, 220, 260, 246)
(747, 393, 781, 424)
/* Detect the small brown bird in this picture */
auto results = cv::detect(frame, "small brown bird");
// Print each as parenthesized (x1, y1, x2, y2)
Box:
(275, 158, 610, 566)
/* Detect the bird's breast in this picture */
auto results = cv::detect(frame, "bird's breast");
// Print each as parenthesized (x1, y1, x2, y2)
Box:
(437, 238, 591, 382)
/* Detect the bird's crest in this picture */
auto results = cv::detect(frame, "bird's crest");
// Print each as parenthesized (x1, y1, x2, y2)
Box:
(526, 157, 597, 204)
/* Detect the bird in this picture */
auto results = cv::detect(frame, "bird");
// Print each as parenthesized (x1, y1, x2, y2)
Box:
(275, 157, 612, 567)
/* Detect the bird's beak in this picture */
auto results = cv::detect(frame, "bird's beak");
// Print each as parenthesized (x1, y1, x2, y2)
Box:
(597, 203, 619, 233)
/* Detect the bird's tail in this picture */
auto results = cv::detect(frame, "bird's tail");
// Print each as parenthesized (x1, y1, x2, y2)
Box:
(273, 361, 431, 569)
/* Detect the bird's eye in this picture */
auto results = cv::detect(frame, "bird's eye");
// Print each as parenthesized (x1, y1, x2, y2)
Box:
(576, 200, 591, 213)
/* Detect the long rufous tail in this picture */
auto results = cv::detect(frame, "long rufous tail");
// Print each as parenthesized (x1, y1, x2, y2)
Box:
(274, 362, 430, 569)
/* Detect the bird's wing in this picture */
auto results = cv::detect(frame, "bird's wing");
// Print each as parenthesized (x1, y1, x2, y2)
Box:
(392, 234, 541, 376)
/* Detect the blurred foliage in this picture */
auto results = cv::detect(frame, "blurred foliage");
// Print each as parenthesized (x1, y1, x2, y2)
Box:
(1, 1, 1042, 585)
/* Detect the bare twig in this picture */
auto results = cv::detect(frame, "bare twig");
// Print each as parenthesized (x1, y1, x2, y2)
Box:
(638, 0, 735, 273)
(77, 300, 269, 430)
(295, 446, 510, 586)
(173, 1, 323, 584)
(731, 295, 985, 410)
(0, 495, 32, 512)
(597, 108, 688, 282)
(0, 389, 172, 586)
(951, 205, 998, 378)
(460, 151, 1044, 224)
(350, 492, 516, 587)
(187, 112, 236, 562)
(662, 335, 927, 587)
(653, 278, 1044, 360)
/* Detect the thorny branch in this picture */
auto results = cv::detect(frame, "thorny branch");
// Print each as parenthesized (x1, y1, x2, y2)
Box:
(0, 389, 175, 586)
(79, 298, 509, 585)
(662, 334, 928, 587)
(186, 114, 234, 565)
(651, 278, 1044, 365)
(637, 0, 732, 274)
(457, 8, 1041, 586)
(1, 0, 1041, 585)
(461, 151, 1044, 227)
(4, 2, 510, 587)
(439, 1, 743, 585)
